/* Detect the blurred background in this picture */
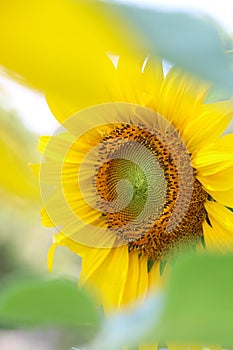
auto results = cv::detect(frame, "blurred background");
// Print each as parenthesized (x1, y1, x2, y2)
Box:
(0, 74, 81, 349)
(1, 0, 233, 349)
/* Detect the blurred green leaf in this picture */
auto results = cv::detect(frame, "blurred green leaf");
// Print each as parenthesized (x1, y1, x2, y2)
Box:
(157, 254, 233, 347)
(103, 3, 233, 90)
(0, 275, 101, 331)
(89, 253, 233, 349)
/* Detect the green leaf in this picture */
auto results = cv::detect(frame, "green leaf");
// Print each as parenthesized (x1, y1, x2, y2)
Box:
(0, 275, 101, 331)
(103, 3, 233, 90)
(157, 253, 233, 347)
(88, 253, 233, 349)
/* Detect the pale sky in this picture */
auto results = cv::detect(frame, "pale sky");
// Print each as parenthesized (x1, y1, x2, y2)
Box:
(0, 0, 233, 134)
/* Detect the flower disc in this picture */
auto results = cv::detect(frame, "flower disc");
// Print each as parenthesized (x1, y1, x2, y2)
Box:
(40, 103, 201, 256)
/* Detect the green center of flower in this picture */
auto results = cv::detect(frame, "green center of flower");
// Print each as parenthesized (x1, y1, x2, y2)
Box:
(119, 160, 148, 217)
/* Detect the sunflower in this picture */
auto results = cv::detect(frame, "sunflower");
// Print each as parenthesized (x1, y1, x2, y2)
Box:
(35, 55, 233, 349)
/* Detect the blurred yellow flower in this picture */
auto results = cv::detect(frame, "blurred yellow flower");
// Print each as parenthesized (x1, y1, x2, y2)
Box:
(0, 110, 39, 199)
(37, 56, 233, 322)
(0, 0, 136, 98)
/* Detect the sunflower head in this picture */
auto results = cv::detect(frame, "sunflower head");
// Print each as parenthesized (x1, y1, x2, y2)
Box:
(36, 56, 233, 312)
(39, 102, 207, 260)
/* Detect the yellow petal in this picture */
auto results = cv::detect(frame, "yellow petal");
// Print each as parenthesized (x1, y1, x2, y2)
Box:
(203, 219, 233, 253)
(29, 163, 40, 179)
(142, 56, 164, 99)
(47, 232, 88, 272)
(192, 134, 233, 191)
(47, 242, 57, 272)
(81, 245, 129, 312)
(0, 0, 133, 100)
(138, 344, 158, 350)
(38, 136, 50, 154)
(79, 246, 112, 285)
(192, 134, 233, 176)
(196, 166, 233, 192)
(204, 201, 233, 252)
(121, 252, 140, 306)
(167, 344, 189, 350)
(116, 55, 151, 105)
(41, 207, 54, 227)
(205, 186, 233, 207)
(192, 134, 233, 194)
(0, 117, 39, 199)
(205, 201, 233, 231)
(148, 260, 162, 292)
(182, 100, 233, 154)
(53, 232, 86, 256)
(137, 255, 149, 300)
(45, 67, 118, 123)
(157, 67, 209, 130)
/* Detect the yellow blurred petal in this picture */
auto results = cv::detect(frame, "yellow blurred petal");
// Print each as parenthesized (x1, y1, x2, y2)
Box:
(81, 245, 129, 311)
(192, 134, 233, 191)
(157, 67, 209, 129)
(46, 54, 154, 122)
(53, 232, 86, 256)
(121, 252, 140, 306)
(192, 133, 233, 173)
(148, 260, 162, 292)
(197, 166, 233, 191)
(142, 56, 164, 96)
(183, 100, 233, 154)
(137, 255, 149, 300)
(38, 136, 50, 154)
(116, 55, 151, 105)
(0, 117, 39, 199)
(47, 232, 85, 272)
(79, 246, 112, 285)
(138, 344, 158, 350)
(205, 201, 233, 231)
(29, 163, 40, 179)
(46, 73, 118, 123)
(192, 133, 233, 191)
(47, 242, 57, 272)
(203, 219, 233, 253)
(207, 187, 233, 207)
(41, 207, 54, 227)
(167, 345, 189, 350)
(142, 57, 164, 112)
(204, 201, 233, 252)
(0, 0, 134, 100)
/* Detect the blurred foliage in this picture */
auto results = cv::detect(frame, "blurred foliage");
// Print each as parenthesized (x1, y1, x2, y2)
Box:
(0, 276, 100, 331)
(2, 253, 233, 349)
